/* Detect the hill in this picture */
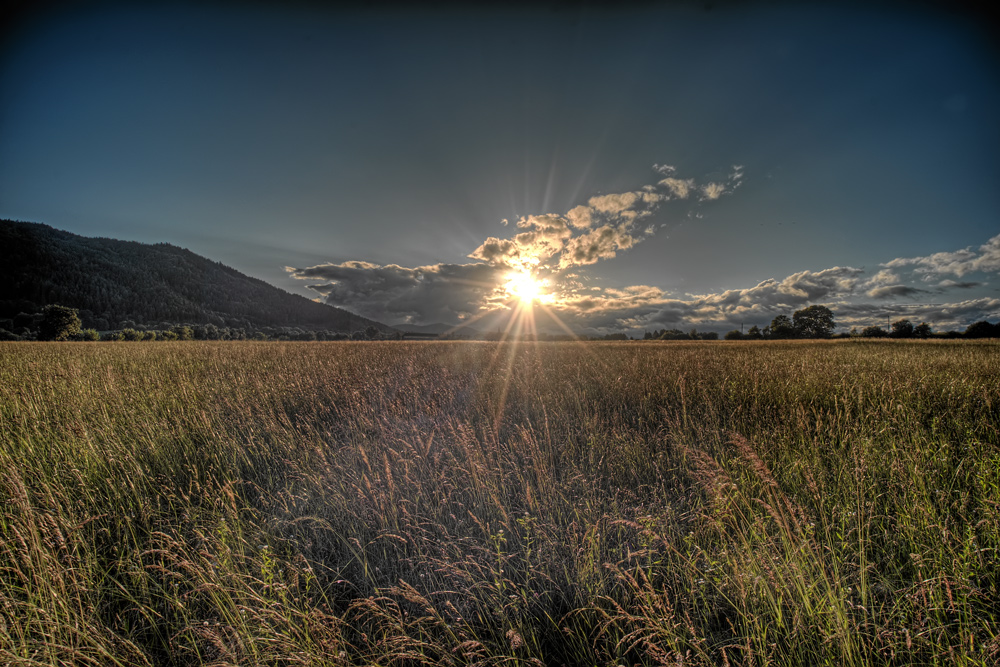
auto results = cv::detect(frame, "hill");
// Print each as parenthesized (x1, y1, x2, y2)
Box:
(0, 219, 391, 333)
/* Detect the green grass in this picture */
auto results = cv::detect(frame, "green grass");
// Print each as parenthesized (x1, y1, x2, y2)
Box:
(1, 340, 998, 666)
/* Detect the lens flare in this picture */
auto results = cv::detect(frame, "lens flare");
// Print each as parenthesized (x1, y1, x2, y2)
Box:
(505, 272, 552, 305)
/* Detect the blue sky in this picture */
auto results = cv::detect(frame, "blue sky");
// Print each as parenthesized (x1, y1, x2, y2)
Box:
(2, 1, 998, 333)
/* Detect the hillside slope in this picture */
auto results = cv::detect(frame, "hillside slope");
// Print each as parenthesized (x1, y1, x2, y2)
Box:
(0, 219, 390, 332)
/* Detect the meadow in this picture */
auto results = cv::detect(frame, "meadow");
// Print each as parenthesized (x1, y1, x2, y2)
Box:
(1, 340, 998, 666)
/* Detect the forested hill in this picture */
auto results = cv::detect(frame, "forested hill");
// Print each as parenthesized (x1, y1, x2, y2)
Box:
(0, 219, 391, 333)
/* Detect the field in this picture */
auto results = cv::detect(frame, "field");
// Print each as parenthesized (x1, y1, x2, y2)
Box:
(1, 340, 998, 666)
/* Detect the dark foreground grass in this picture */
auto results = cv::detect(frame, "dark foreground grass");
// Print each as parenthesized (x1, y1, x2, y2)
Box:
(1, 340, 998, 666)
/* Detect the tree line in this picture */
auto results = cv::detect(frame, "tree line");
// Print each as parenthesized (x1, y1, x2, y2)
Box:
(0, 305, 394, 342)
(4, 303, 999, 342)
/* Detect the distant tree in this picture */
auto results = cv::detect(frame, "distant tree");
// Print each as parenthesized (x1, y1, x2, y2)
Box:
(913, 322, 932, 339)
(101, 330, 124, 341)
(0, 329, 21, 341)
(964, 321, 1000, 338)
(745, 325, 763, 340)
(861, 325, 888, 338)
(76, 328, 100, 341)
(121, 328, 142, 341)
(793, 305, 835, 338)
(659, 329, 689, 340)
(38, 305, 82, 341)
(699, 332, 719, 340)
(890, 319, 914, 338)
(364, 325, 380, 340)
(768, 314, 796, 339)
(724, 330, 743, 340)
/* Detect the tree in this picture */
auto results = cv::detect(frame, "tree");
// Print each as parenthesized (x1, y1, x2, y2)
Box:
(964, 321, 1000, 338)
(890, 319, 914, 338)
(171, 325, 193, 340)
(724, 330, 743, 340)
(913, 322, 932, 339)
(37, 305, 82, 341)
(745, 325, 763, 340)
(768, 314, 796, 339)
(793, 305, 835, 338)
(861, 325, 887, 338)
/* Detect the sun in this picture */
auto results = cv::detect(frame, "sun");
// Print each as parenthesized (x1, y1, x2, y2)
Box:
(505, 271, 552, 305)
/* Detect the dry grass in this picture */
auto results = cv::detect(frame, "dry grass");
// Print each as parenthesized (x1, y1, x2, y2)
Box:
(1, 339, 998, 665)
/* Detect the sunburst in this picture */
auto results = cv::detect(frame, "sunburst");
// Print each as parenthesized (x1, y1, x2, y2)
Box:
(504, 271, 553, 306)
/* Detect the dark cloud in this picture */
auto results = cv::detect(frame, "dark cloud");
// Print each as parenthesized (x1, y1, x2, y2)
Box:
(866, 285, 931, 299)
(937, 279, 982, 290)
(290, 261, 507, 325)
(834, 298, 1000, 330)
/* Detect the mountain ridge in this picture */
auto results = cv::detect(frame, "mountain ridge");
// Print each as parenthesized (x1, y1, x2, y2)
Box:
(0, 219, 392, 333)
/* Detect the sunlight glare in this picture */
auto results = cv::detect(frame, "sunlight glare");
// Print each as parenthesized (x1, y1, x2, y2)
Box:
(505, 272, 553, 305)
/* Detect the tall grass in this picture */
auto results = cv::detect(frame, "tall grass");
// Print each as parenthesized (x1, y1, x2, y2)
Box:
(1, 340, 998, 665)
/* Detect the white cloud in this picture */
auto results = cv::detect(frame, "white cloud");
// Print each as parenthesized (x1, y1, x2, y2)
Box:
(700, 182, 726, 200)
(558, 223, 643, 268)
(865, 269, 899, 286)
(658, 177, 695, 199)
(882, 233, 1000, 277)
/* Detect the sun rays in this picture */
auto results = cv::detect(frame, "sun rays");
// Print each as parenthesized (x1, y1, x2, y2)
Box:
(503, 271, 554, 306)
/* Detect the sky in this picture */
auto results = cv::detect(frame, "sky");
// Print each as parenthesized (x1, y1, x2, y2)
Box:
(1, 0, 998, 335)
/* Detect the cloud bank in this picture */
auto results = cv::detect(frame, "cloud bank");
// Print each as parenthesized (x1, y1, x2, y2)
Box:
(289, 164, 1000, 332)
(290, 165, 741, 326)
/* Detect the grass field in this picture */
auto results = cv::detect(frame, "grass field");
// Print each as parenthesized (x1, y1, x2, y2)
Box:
(1, 340, 998, 666)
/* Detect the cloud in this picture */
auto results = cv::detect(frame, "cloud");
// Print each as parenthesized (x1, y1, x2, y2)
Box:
(866, 285, 931, 299)
(291, 164, 737, 324)
(289, 261, 507, 324)
(544, 266, 864, 332)
(865, 269, 899, 286)
(937, 279, 982, 290)
(659, 178, 695, 199)
(288, 160, 996, 332)
(882, 233, 1000, 277)
(558, 223, 642, 268)
(834, 298, 1000, 330)
(700, 182, 726, 200)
